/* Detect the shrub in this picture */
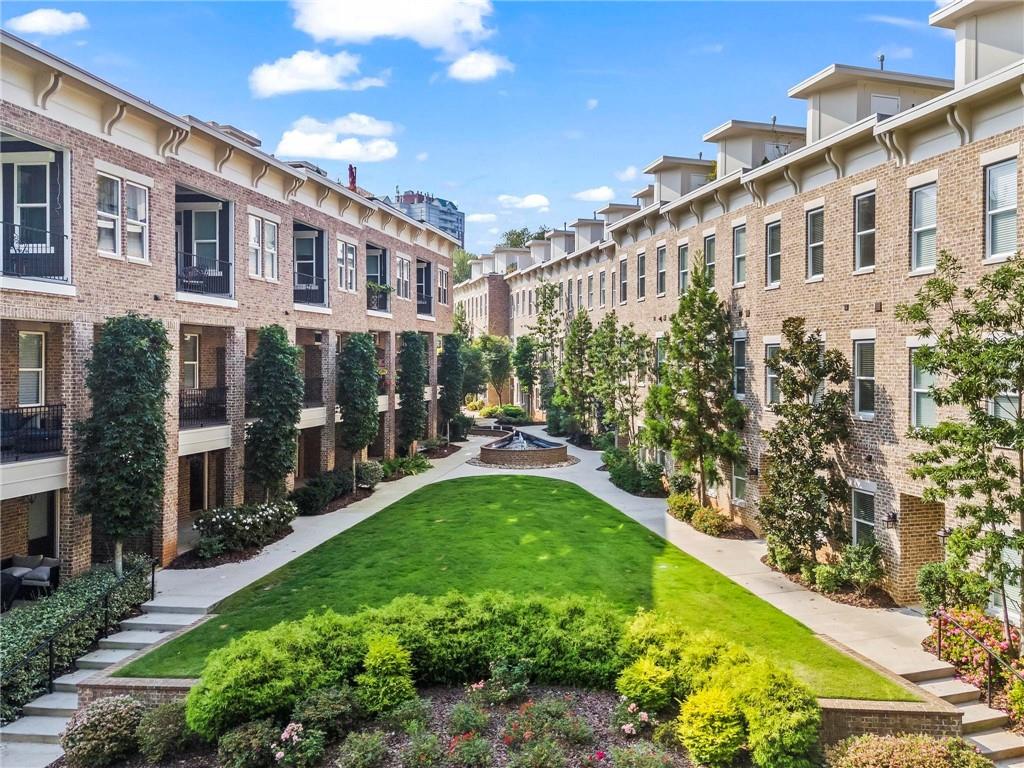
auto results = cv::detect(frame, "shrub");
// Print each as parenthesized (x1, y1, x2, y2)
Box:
(449, 701, 489, 735)
(451, 413, 475, 441)
(508, 737, 566, 768)
(671, 632, 750, 699)
(618, 610, 690, 663)
(1009, 680, 1024, 723)
(667, 472, 696, 495)
(502, 696, 591, 747)
(828, 733, 993, 768)
(61, 694, 146, 768)
(136, 700, 198, 763)
(592, 431, 617, 453)
(468, 657, 533, 706)
(609, 742, 673, 768)
(466, 399, 484, 412)
(839, 541, 884, 595)
(356, 461, 384, 489)
(500, 404, 527, 420)
(676, 686, 746, 768)
(355, 635, 417, 715)
(612, 699, 658, 738)
(196, 534, 226, 560)
(813, 564, 844, 594)
(291, 684, 361, 740)
(691, 506, 728, 537)
(609, 456, 643, 494)
(271, 722, 326, 768)
(382, 454, 433, 480)
(386, 696, 432, 735)
(217, 719, 278, 768)
(639, 463, 667, 496)
(666, 493, 701, 523)
(402, 730, 444, 768)
(765, 535, 801, 574)
(338, 731, 388, 768)
(732, 660, 820, 768)
(193, 500, 296, 548)
(924, 607, 1020, 688)
(615, 655, 673, 712)
(448, 731, 492, 767)
(290, 471, 353, 515)
(479, 405, 501, 418)
(917, 561, 991, 616)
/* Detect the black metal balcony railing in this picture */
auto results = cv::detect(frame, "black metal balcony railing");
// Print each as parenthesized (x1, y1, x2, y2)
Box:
(1, 404, 64, 463)
(176, 252, 232, 297)
(367, 288, 390, 312)
(179, 387, 227, 428)
(303, 377, 323, 407)
(417, 292, 433, 316)
(2, 222, 69, 282)
(293, 274, 326, 306)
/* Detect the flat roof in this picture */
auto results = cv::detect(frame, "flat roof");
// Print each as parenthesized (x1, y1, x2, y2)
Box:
(702, 119, 805, 143)
(787, 63, 953, 99)
(596, 203, 641, 214)
(930, 0, 1020, 28)
(642, 155, 715, 174)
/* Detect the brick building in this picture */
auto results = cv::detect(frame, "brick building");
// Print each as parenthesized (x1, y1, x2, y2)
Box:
(0, 32, 456, 573)
(498, 0, 1022, 602)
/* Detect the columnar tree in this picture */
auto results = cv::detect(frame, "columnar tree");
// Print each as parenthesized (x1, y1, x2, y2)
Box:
(529, 281, 563, 407)
(644, 260, 744, 504)
(336, 333, 381, 477)
(460, 343, 486, 403)
(437, 334, 465, 436)
(477, 334, 513, 405)
(452, 302, 471, 341)
(896, 252, 1024, 636)
(74, 313, 170, 575)
(589, 312, 654, 444)
(512, 335, 538, 413)
(452, 248, 473, 284)
(245, 324, 303, 501)
(758, 317, 851, 562)
(396, 331, 428, 455)
(556, 309, 595, 439)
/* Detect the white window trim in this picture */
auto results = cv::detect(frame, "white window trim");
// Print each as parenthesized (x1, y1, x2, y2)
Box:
(765, 221, 781, 288)
(14, 162, 52, 251)
(806, 208, 824, 279)
(18, 331, 45, 407)
(193, 209, 220, 268)
(94, 158, 153, 188)
(637, 251, 647, 300)
(182, 333, 200, 390)
(731, 458, 748, 505)
(854, 191, 876, 271)
(264, 220, 279, 281)
(765, 342, 781, 406)
(678, 243, 689, 294)
(850, 328, 876, 341)
(732, 225, 746, 287)
(850, 486, 877, 545)
(985, 158, 1017, 260)
(618, 257, 628, 305)
(853, 339, 876, 419)
(911, 183, 937, 271)
(124, 182, 149, 263)
(96, 172, 121, 258)
(598, 269, 607, 307)
(733, 336, 747, 400)
(910, 348, 937, 429)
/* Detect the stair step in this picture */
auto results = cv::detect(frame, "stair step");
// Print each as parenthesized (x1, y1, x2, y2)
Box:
(899, 659, 957, 683)
(99, 629, 167, 650)
(120, 612, 196, 632)
(0, 740, 65, 768)
(76, 648, 135, 670)
(22, 692, 78, 717)
(918, 676, 981, 704)
(959, 701, 1010, 734)
(995, 760, 1024, 768)
(52, 669, 94, 693)
(142, 596, 213, 615)
(969, 728, 1024, 761)
(0, 715, 68, 744)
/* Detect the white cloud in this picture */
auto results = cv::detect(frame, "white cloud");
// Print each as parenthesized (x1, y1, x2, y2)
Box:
(615, 165, 638, 182)
(572, 186, 615, 203)
(7, 8, 88, 35)
(466, 213, 497, 223)
(863, 14, 927, 31)
(448, 50, 513, 81)
(416, 151, 429, 162)
(487, 227, 500, 235)
(876, 45, 914, 61)
(275, 116, 398, 162)
(498, 193, 549, 210)
(691, 43, 724, 54)
(586, 98, 599, 110)
(249, 50, 387, 97)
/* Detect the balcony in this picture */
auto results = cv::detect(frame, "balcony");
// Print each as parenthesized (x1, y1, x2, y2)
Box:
(367, 286, 391, 313)
(179, 387, 227, 428)
(417, 292, 434, 317)
(378, 373, 388, 395)
(1, 404, 64, 463)
(176, 252, 232, 297)
(2, 223, 69, 283)
(293, 274, 327, 307)
(303, 377, 323, 407)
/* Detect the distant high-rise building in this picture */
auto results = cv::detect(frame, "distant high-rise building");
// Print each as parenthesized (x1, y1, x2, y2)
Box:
(385, 190, 465, 246)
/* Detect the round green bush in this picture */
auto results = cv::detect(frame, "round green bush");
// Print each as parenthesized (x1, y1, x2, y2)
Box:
(666, 493, 701, 523)
(813, 564, 844, 594)
(671, 631, 751, 699)
(828, 733, 993, 768)
(136, 699, 199, 763)
(291, 684, 362, 740)
(217, 719, 279, 768)
(61, 695, 146, 768)
(449, 700, 490, 735)
(690, 506, 728, 537)
(356, 460, 384, 489)
(766, 535, 802, 574)
(479, 405, 501, 418)
(615, 655, 674, 712)
(731, 660, 820, 768)
(354, 635, 418, 715)
(676, 686, 746, 767)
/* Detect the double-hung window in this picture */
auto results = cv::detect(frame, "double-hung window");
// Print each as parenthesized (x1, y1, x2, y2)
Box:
(182, 334, 200, 390)
(656, 246, 666, 295)
(618, 257, 628, 303)
(15, 164, 49, 245)
(765, 222, 781, 287)
(125, 183, 149, 261)
(194, 211, 219, 270)
(438, 268, 449, 305)
(986, 159, 1017, 260)
(765, 343, 781, 405)
(250, 216, 279, 279)
(910, 351, 937, 428)
(577, 277, 583, 310)
(806, 208, 824, 279)
(732, 225, 746, 286)
(587, 274, 594, 308)
(733, 337, 747, 398)
(338, 240, 357, 291)
(396, 256, 411, 299)
(703, 235, 716, 283)
(678, 244, 689, 293)
(96, 174, 121, 255)
(854, 340, 876, 417)
(911, 184, 937, 271)
(558, 283, 563, 312)
(248, 216, 263, 276)
(731, 457, 747, 502)
(992, 383, 1021, 423)
(598, 270, 607, 307)
(637, 251, 646, 300)
(18, 331, 45, 407)
(854, 192, 876, 270)
(851, 488, 876, 544)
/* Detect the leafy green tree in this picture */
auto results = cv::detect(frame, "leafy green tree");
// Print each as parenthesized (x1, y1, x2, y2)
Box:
(477, 334, 513, 405)
(460, 343, 486, 402)
(589, 312, 654, 443)
(498, 226, 548, 249)
(396, 331, 428, 455)
(529, 281, 563, 407)
(758, 317, 851, 563)
(245, 324, 304, 501)
(452, 248, 473, 284)
(438, 334, 465, 435)
(512, 335, 538, 412)
(452, 302, 471, 341)
(644, 260, 744, 504)
(556, 309, 595, 439)
(336, 333, 381, 477)
(896, 252, 1024, 638)
(74, 313, 170, 575)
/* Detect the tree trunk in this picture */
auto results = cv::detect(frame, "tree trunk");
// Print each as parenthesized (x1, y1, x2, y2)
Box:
(113, 538, 123, 578)
(697, 452, 707, 507)
(352, 454, 358, 484)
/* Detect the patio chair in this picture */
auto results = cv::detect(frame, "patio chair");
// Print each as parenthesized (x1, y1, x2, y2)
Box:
(1, 571, 22, 612)
(1, 554, 43, 579)
(20, 557, 60, 597)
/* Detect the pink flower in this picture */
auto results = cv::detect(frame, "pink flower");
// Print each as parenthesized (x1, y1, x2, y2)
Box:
(627, 702, 638, 713)
(621, 723, 636, 735)
(275, 751, 285, 761)
(594, 751, 607, 761)
(639, 712, 649, 722)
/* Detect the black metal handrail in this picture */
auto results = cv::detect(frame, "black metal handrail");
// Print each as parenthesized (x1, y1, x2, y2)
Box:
(935, 608, 1024, 707)
(293, 273, 326, 306)
(2, 222, 69, 282)
(417, 292, 434, 316)
(1, 404, 64, 463)
(303, 376, 323, 407)
(176, 251, 232, 297)
(367, 285, 391, 312)
(179, 386, 227, 428)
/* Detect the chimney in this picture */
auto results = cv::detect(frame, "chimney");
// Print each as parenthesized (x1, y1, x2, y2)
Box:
(348, 164, 357, 191)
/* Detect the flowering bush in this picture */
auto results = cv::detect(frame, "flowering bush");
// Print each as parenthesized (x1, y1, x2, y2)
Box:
(193, 500, 296, 553)
(924, 608, 1020, 688)
(468, 657, 533, 706)
(501, 696, 592, 748)
(136, 699, 200, 763)
(402, 730, 444, 768)
(580, 750, 608, 768)
(270, 722, 325, 768)
(448, 731, 492, 768)
(611, 698, 657, 738)
(217, 719, 278, 768)
(60, 695, 146, 768)
(828, 733, 992, 767)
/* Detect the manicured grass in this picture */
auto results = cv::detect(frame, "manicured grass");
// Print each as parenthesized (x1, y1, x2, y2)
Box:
(121, 476, 913, 701)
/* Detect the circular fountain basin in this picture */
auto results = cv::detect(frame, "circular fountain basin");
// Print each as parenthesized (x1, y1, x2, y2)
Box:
(478, 429, 569, 468)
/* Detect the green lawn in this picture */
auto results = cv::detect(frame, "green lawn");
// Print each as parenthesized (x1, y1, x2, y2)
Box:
(121, 476, 912, 701)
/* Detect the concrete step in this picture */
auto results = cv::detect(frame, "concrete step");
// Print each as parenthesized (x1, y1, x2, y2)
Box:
(959, 701, 1011, 734)
(76, 648, 135, 670)
(52, 669, 94, 693)
(0, 715, 68, 744)
(898, 658, 957, 683)
(142, 595, 214, 615)
(969, 728, 1024, 761)
(99, 629, 167, 650)
(995, 759, 1024, 768)
(120, 612, 196, 632)
(22, 692, 78, 718)
(0, 740, 64, 768)
(917, 676, 981, 705)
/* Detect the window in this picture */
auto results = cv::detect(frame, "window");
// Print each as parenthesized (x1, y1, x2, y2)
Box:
(986, 159, 1018, 259)
(396, 256, 411, 299)
(637, 252, 646, 300)
(854, 192, 876, 270)
(869, 94, 900, 116)
(911, 352, 937, 428)
(96, 174, 120, 255)
(733, 337, 747, 398)
(125, 183, 148, 260)
(250, 216, 279, 279)
(992, 383, 1020, 423)
(656, 336, 667, 381)
(765, 344, 781, 405)
(577, 278, 583, 310)
(336, 240, 357, 291)
(851, 488, 876, 544)
(194, 210, 219, 269)
(765, 222, 781, 287)
(911, 184, 937, 270)
(703, 235, 716, 283)
(618, 258, 628, 303)
(182, 334, 199, 390)
(854, 340, 875, 417)
(263, 221, 278, 280)
(438, 268, 449, 305)
(587, 274, 594, 308)
(732, 226, 746, 286)
(15, 164, 49, 243)
(806, 208, 824, 278)
(678, 244, 689, 293)
(656, 246, 666, 295)
(18, 331, 44, 406)
(765, 142, 790, 162)
(558, 283, 563, 312)
(731, 457, 747, 502)
(599, 270, 607, 307)
(248, 216, 263, 276)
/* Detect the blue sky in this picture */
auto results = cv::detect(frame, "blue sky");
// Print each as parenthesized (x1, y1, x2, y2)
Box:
(2, 1, 954, 252)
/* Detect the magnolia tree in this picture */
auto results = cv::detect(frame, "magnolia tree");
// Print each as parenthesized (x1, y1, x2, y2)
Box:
(589, 311, 654, 444)
(336, 333, 381, 477)
(896, 252, 1024, 637)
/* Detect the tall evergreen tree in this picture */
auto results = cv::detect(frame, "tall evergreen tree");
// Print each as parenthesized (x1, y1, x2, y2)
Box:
(529, 281, 563, 407)
(590, 312, 655, 444)
(644, 260, 744, 504)
(396, 331, 428, 455)
(512, 335, 538, 412)
(452, 302, 471, 341)
(437, 334, 465, 435)
(556, 309, 595, 439)
(336, 332, 381, 477)
(74, 313, 170, 575)
(460, 343, 487, 402)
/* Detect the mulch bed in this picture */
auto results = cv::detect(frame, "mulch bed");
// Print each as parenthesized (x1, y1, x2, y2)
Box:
(317, 488, 374, 514)
(423, 443, 462, 460)
(717, 523, 759, 541)
(165, 526, 294, 570)
(760, 555, 899, 609)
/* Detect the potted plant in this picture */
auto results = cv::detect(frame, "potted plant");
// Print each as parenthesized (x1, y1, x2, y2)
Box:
(366, 281, 393, 310)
